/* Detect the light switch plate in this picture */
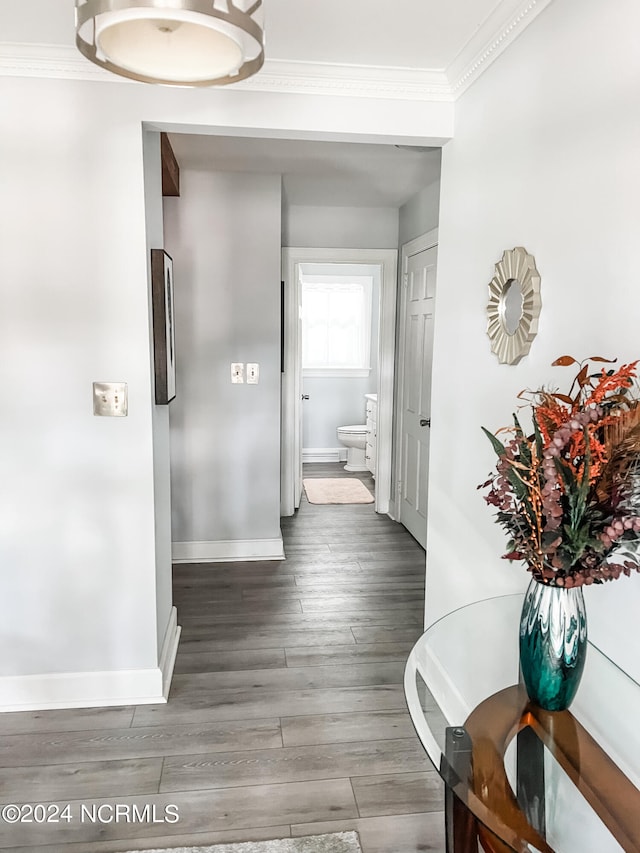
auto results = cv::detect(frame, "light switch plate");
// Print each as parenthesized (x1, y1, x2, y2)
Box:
(247, 363, 259, 384)
(93, 382, 128, 417)
(231, 363, 244, 384)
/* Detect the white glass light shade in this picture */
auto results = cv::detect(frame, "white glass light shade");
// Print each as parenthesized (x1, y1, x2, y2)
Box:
(96, 12, 244, 82)
(75, 1, 264, 86)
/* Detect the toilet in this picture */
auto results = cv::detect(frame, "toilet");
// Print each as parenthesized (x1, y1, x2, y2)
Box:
(336, 424, 368, 472)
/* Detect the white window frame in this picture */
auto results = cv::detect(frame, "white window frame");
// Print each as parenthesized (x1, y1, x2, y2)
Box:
(300, 273, 373, 378)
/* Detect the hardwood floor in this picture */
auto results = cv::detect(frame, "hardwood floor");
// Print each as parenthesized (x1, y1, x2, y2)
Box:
(0, 464, 444, 852)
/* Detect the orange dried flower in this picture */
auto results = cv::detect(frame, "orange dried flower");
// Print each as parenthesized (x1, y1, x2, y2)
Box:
(586, 362, 638, 405)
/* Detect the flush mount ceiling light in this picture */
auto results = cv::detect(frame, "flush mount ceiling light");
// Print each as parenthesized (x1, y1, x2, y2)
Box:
(75, 0, 264, 86)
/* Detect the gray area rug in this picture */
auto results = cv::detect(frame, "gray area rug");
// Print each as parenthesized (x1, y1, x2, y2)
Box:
(123, 831, 362, 853)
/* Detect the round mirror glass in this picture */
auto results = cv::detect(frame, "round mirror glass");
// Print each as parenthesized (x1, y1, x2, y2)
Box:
(501, 279, 524, 336)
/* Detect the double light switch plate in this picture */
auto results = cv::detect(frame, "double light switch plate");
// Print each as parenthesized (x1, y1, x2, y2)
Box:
(93, 382, 128, 416)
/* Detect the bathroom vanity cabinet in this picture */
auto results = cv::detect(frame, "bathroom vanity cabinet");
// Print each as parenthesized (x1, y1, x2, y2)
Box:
(365, 394, 377, 477)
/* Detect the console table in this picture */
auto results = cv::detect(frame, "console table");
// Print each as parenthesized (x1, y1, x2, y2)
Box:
(404, 595, 640, 852)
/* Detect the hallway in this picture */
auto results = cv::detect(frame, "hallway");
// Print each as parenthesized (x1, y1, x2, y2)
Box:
(0, 465, 444, 852)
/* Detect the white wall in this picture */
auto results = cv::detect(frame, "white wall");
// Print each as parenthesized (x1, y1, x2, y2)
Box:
(0, 67, 451, 707)
(398, 179, 441, 247)
(164, 170, 283, 558)
(428, 0, 640, 685)
(284, 205, 399, 249)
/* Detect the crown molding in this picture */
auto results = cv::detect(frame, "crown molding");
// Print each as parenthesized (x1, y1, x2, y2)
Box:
(237, 60, 452, 102)
(0, 43, 451, 101)
(0, 1, 554, 101)
(0, 42, 108, 82)
(446, 0, 555, 96)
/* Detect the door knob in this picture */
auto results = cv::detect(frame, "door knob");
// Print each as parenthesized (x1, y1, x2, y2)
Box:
(420, 418, 431, 427)
(302, 394, 310, 400)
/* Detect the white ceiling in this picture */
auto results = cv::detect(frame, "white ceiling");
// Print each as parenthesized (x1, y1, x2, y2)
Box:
(258, 0, 503, 70)
(2, 0, 502, 71)
(168, 134, 442, 208)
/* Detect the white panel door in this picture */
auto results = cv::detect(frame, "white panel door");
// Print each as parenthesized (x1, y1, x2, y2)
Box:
(399, 245, 437, 547)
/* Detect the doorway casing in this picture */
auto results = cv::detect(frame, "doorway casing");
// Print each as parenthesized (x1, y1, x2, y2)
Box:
(281, 247, 398, 517)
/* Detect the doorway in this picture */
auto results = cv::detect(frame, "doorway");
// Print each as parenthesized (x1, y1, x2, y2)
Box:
(281, 247, 398, 518)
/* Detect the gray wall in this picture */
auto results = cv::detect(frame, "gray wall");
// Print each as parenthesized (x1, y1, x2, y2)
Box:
(164, 170, 282, 546)
(398, 179, 441, 247)
(0, 76, 160, 685)
(303, 377, 373, 448)
(284, 204, 399, 249)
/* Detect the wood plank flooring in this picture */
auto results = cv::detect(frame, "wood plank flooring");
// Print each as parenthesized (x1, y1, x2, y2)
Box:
(0, 464, 444, 852)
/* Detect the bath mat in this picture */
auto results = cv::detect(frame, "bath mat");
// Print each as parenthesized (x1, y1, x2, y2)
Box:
(121, 831, 362, 853)
(303, 477, 374, 504)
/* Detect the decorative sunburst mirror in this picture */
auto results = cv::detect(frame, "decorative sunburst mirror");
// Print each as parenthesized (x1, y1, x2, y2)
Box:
(487, 247, 541, 365)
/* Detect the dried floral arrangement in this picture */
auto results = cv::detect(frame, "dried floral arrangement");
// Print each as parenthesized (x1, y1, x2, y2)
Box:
(480, 356, 640, 587)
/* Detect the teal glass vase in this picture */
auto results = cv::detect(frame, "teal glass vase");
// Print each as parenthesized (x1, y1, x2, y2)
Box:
(519, 578, 587, 711)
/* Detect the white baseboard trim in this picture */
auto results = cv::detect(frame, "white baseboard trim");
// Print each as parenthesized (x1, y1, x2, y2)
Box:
(303, 447, 348, 463)
(421, 643, 471, 726)
(0, 607, 184, 713)
(0, 668, 167, 714)
(172, 537, 285, 563)
(158, 606, 181, 700)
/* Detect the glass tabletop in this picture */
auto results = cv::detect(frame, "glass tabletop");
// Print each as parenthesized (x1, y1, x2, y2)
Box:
(404, 594, 640, 853)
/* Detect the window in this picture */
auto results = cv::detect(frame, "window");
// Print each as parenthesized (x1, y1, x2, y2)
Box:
(301, 274, 373, 377)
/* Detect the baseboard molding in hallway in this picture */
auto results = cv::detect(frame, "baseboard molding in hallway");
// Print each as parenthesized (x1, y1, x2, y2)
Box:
(172, 537, 285, 563)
